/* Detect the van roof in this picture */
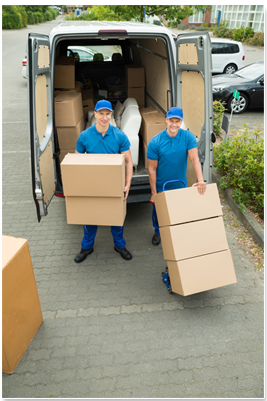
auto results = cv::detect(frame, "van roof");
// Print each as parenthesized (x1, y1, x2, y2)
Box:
(51, 20, 173, 37)
(210, 37, 241, 45)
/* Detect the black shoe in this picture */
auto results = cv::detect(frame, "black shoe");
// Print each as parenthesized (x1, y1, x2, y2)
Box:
(74, 248, 94, 263)
(114, 246, 132, 261)
(152, 234, 161, 246)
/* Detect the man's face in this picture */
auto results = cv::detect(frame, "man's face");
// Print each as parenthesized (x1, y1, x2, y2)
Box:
(166, 117, 183, 135)
(94, 109, 112, 128)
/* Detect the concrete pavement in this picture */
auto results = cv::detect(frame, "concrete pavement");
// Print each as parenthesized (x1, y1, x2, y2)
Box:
(2, 19, 264, 399)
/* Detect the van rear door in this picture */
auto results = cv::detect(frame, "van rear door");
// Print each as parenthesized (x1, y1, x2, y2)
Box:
(28, 33, 56, 222)
(176, 32, 214, 186)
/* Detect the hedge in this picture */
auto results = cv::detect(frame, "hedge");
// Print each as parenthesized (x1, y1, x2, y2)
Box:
(2, 5, 59, 29)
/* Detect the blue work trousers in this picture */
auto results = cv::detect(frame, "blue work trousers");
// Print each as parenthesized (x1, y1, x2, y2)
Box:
(81, 225, 126, 250)
(152, 204, 160, 235)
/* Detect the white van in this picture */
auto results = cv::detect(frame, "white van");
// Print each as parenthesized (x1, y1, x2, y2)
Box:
(211, 37, 245, 74)
(27, 21, 214, 221)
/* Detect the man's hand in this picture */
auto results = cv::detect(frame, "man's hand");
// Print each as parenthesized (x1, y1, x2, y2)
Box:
(124, 185, 130, 200)
(192, 181, 206, 195)
(150, 193, 157, 204)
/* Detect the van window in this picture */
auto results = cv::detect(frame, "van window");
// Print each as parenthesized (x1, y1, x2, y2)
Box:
(212, 43, 239, 54)
(67, 45, 122, 62)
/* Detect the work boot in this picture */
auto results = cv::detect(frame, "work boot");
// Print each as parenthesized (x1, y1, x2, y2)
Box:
(74, 248, 94, 263)
(152, 234, 161, 246)
(114, 246, 132, 260)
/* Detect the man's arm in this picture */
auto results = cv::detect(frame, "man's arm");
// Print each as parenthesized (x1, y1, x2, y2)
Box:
(188, 148, 206, 195)
(121, 149, 133, 200)
(148, 159, 158, 203)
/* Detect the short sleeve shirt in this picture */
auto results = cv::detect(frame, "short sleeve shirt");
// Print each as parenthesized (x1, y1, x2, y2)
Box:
(146, 128, 197, 192)
(76, 123, 131, 154)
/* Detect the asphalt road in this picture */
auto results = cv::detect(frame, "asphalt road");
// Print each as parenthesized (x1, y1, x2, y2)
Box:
(2, 18, 264, 398)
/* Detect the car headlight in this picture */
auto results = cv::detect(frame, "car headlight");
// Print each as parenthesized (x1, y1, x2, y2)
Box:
(212, 86, 226, 93)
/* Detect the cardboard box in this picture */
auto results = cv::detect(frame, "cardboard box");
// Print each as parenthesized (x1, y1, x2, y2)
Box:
(167, 250, 237, 296)
(143, 141, 149, 169)
(126, 65, 145, 87)
(61, 153, 125, 198)
(55, 92, 83, 127)
(127, 87, 145, 107)
(139, 106, 158, 115)
(2, 236, 43, 374)
(54, 59, 75, 89)
(141, 112, 166, 145)
(65, 196, 126, 226)
(154, 184, 223, 227)
(160, 216, 228, 261)
(57, 116, 85, 150)
(82, 89, 95, 119)
(59, 149, 75, 164)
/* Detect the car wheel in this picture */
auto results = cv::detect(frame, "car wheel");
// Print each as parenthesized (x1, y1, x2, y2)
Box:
(224, 63, 237, 74)
(227, 93, 248, 114)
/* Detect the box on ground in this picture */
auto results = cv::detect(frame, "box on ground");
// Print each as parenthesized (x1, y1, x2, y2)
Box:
(54, 57, 75, 89)
(61, 153, 125, 198)
(154, 183, 223, 227)
(65, 196, 126, 226)
(126, 65, 145, 87)
(127, 87, 145, 107)
(2, 236, 43, 374)
(160, 216, 228, 261)
(141, 112, 166, 145)
(57, 116, 85, 150)
(55, 92, 83, 127)
(167, 250, 237, 296)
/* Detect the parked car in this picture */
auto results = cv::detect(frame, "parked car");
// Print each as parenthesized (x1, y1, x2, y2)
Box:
(212, 60, 264, 114)
(67, 46, 112, 62)
(211, 38, 245, 74)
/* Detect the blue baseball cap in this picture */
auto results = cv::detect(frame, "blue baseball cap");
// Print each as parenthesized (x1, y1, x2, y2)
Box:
(165, 107, 183, 120)
(95, 99, 113, 112)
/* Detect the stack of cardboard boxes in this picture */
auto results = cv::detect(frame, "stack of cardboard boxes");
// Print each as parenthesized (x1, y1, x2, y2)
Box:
(154, 183, 237, 296)
(139, 107, 166, 168)
(126, 65, 145, 108)
(54, 57, 86, 162)
(60, 153, 126, 226)
(2, 236, 43, 374)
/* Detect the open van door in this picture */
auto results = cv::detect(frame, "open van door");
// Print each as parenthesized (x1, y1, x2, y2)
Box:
(176, 31, 215, 186)
(28, 33, 56, 222)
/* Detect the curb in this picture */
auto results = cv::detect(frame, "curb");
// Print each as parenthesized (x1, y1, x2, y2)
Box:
(212, 169, 264, 249)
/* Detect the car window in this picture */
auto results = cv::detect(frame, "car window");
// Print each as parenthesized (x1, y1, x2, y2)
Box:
(236, 63, 264, 80)
(212, 43, 239, 54)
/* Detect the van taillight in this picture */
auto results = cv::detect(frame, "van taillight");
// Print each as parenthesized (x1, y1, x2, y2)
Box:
(242, 55, 245, 61)
(22, 60, 27, 67)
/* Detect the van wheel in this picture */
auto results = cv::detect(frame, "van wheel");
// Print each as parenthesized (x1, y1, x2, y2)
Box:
(224, 63, 237, 74)
(227, 93, 248, 114)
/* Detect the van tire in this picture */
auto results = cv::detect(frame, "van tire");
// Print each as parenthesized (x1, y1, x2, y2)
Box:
(227, 93, 248, 114)
(223, 63, 237, 74)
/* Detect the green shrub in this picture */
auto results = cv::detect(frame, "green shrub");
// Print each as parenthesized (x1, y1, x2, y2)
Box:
(213, 101, 226, 137)
(246, 32, 264, 47)
(233, 26, 254, 42)
(27, 11, 35, 24)
(44, 10, 52, 21)
(33, 11, 44, 23)
(2, 5, 23, 29)
(16, 5, 27, 27)
(196, 26, 207, 31)
(213, 126, 264, 218)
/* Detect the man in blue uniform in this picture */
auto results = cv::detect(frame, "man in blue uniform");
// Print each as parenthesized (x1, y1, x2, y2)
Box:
(74, 100, 133, 263)
(147, 107, 207, 246)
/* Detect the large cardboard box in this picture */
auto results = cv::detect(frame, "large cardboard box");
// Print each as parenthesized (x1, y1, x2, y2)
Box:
(55, 92, 83, 127)
(126, 65, 145, 87)
(57, 116, 85, 150)
(154, 184, 223, 227)
(60, 153, 126, 226)
(65, 196, 126, 226)
(141, 112, 166, 145)
(61, 153, 125, 198)
(160, 216, 228, 261)
(54, 57, 75, 89)
(127, 87, 145, 107)
(167, 250, 237, 296)
(2, 236, 43, 374)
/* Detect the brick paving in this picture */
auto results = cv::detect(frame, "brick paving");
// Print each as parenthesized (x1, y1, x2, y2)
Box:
(2, 19, 264, 399)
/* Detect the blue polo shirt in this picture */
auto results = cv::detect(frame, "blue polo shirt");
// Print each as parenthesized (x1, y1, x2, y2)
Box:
(147, 128, 197, 192)
(76, 124, 131, 154)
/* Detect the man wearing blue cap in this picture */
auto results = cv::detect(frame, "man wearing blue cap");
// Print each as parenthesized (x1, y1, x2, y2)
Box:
(147, 106, 206, 246)
(74, 100, 133, 263)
